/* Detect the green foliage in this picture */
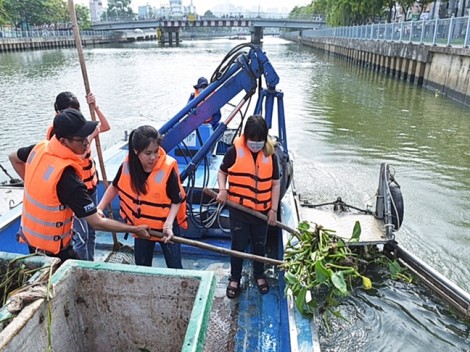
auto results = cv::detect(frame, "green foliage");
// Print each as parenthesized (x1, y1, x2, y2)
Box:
(283, 221, 370, 320)
(0, 0, 6, 25)
(0, 0, 91, 29)
(378, 255, 413, 283)
(290, 0, 392, 26)
(204, 10, 216, 18)
(283, 220, 411, 327)
(106, 0, 133, 20)
(289, 2, 319, 19)
(75, 4, 91, 29)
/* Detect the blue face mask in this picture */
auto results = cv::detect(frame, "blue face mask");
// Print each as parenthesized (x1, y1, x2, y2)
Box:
(247, 140, 264, 153)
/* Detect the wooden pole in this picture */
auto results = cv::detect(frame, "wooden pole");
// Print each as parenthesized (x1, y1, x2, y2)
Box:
(67, 0, 119, 251)
(203, 188, 297, 234)
(149, 230, 284, 266)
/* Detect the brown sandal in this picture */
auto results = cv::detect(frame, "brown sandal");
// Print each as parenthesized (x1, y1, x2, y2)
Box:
(226, 281, 241, 299)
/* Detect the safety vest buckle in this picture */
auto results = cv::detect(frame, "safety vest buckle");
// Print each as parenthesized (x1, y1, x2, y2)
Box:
(53, 235, 61, 241)
(56, 222, 64, 228)
(59, 205, 66, 211)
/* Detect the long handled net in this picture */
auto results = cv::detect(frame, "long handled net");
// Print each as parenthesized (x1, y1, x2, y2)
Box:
(104, 244, 135, 264)
(68, 1, 136, 266)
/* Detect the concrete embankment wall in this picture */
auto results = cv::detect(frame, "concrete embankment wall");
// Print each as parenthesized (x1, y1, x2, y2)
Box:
(0, 36, 112, 53)
(286, 34, 470, 106)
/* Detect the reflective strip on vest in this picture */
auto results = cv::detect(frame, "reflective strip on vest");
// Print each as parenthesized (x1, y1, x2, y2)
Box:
(228, 137, 273, 211)
(21, 138, 80, 254)
(117, 153, 188, 238)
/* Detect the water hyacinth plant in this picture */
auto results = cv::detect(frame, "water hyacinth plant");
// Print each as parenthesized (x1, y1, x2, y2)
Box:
(282, 221, 371, 319)
(282, 220, 411, 326)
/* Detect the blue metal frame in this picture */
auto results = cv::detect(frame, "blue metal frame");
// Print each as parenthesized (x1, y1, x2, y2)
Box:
(157, 45, 286, 182)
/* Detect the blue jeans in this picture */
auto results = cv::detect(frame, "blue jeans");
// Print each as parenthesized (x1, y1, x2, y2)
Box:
(134, 223, 183, 268)
(72, 189, 97, 261)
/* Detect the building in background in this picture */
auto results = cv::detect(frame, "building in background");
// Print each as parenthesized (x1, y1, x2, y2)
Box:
(89, 0, 104, 22)
(169, 0, 183, 17)
(185, 0, 196, 15)
(138, 5, 153, 19)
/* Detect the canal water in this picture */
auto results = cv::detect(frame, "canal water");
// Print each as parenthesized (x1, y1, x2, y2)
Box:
(0, 37, 469, 351)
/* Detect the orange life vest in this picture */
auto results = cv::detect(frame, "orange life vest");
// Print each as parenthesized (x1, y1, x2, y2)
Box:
(20, 137, 83, 254)
(46, 124, 98, 191)
(116, 147, 188, 241)
(81, 152, 98, 191)
(228, 136, 273, 212)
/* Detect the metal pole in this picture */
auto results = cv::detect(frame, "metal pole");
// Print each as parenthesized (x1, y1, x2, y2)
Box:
(447, 16, 454, 46)
(432, 17, 439, 45)
(464, 15, 470, 47)
(399, 21, 403, 42)
(420, 19, 425, 43)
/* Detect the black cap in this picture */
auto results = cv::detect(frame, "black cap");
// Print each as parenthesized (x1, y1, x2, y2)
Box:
(53, 108, 98, 139)
(193, 77, 208, 89)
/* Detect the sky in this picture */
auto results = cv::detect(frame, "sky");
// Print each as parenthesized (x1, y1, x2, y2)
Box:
(75, 0, 311, 16)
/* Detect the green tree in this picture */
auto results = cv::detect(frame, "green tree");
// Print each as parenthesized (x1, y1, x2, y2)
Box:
(1, 0, 91, 30)
(397, 0, 415, 21)
(289, 2, 318, 20)
(416, 0, 433, 19)
(306, 0, 388, 26)
(75, 4, 91, 29)
(106, 0, 134, 20)
(0, 0, 7, 26)
(3, 0, 67, 29)
(204, 10, 216, 18)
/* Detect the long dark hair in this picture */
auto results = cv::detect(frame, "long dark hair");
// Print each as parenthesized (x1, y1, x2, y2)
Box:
(243, 115, 275, 155)
(128, 125, 162, 195)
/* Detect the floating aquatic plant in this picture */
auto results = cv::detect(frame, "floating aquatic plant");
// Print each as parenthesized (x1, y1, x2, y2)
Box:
(282, 220, 411, 330)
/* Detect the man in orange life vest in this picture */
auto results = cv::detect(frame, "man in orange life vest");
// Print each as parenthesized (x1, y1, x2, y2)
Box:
(51, 91, 111, 261)
(188, 77, 222, 130)
(10, 109, 150, 261)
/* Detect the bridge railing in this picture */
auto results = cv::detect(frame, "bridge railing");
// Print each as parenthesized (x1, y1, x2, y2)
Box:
(101, 13, 324, 22)
(301, 16, 470, 47)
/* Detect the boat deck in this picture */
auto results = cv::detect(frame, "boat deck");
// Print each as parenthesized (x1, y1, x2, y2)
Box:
(300, 206, 389, 244)
(0, 187, 22, 217)
(94, 231, 290, 352)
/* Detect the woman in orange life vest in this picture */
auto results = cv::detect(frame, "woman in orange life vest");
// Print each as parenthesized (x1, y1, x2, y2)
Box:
(216, 115, 281, 299)
(50, 91, 110, 261)
(188, 76, 222, 130)
(97, 125, 187, 268)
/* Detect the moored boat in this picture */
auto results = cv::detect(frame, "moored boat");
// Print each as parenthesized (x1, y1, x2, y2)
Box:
(229, 34, 247, 40)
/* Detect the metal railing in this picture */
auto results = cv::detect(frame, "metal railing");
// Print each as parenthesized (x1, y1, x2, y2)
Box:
(0, 29, 109, 39)
(302, 16, 470, 47)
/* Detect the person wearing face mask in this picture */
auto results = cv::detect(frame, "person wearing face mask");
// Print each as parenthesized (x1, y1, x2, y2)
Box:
(188, 76, 222, 130)
(216, 115, 281, 299)
(97, 125, 187, 268)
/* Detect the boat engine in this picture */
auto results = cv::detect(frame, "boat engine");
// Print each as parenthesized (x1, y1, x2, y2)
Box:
(273, 137, 293, 201)
(375, 163, 404, 238)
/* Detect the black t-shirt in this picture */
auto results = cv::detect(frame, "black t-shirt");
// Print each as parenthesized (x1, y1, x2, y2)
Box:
(17, 145, 97, 218)
(112, 163, 183, 204)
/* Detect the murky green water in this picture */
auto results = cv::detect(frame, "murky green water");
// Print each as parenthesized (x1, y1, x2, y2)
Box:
(0, 38, 468, 350)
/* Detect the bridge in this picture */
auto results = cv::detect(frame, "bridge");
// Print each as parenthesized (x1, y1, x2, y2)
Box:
(91, 17, 326, 45)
